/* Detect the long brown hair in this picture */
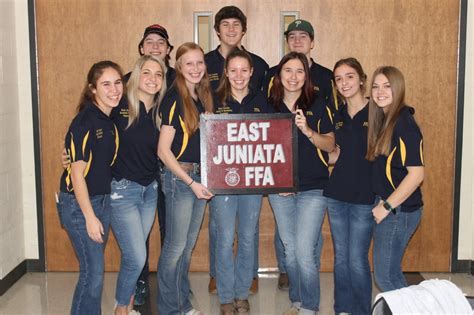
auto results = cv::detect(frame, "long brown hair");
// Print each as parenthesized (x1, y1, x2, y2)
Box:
(216, 48, 253, 106)
(269, 52, 315, 112)
(77, 60, 124, 112)
(174, 42, 213, 134)
(366, 66, 407, 160)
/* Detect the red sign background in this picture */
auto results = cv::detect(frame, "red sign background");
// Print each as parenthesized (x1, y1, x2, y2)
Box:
(201, 114, 296, 194)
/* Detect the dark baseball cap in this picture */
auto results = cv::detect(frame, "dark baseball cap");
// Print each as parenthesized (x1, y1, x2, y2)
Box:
(284, 19, 314, 39)
(139, 24, 174, 51)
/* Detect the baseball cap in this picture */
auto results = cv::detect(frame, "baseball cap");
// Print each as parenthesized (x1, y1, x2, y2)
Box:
(284, 19, 314, 39)
(139, 24, 174, 51)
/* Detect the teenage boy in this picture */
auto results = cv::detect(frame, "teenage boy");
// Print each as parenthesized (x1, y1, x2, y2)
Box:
(263, 19, 333, 100)
(205, 5, 269, 295)
(205, 5, 269, 92)
(262, 19, 334, 291)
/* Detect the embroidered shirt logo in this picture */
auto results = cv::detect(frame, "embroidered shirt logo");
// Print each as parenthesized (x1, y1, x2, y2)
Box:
(209, 73, 220, 82)
(120, 108, 129, 118)
(96, 128, 103, 139)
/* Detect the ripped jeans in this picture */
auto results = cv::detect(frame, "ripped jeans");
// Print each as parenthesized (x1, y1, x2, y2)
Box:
(110, 178, 158, 306)
(211, 194, 262, 304)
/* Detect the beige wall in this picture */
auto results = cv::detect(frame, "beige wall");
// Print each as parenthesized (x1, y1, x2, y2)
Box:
(0, 0, 37, 279)
(458, 2, 474, 260)
(16, 0, 38, 262)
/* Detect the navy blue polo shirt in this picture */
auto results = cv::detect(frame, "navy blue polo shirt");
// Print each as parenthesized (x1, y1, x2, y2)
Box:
(262, 59, 333, 102)
(124, 66, 176, 87)
(372, 106, 424, 212)
(159, 86, 205, 163)
(205, 46, 269, 92)
(214, 88, 271, 114)
(273, 98, 333, 191)
(60, 102, 119, 195)
(324, 103, 375, 204)
(110, 99, 160, 186)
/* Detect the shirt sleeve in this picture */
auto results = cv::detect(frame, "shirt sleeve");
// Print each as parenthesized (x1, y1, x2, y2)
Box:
(159, 94, 181, 129)
(257, 60, 270, 91)
(318, 105, 334, 134)
(65, 122, 91, 163)
(263, 74, 275, 99)
(396, 116, 424, 167)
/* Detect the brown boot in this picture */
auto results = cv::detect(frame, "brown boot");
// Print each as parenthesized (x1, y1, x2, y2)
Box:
(278, 273, 289, 290)
(220, 303, 235, 315)
(235, 299, 250, 313)
(249, 277, 258, 294)
(208, 276, 217, 294)
(282, 306, 299, 315)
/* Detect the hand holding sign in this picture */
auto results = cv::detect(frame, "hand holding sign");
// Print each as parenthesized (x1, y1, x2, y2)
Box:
(190, 181, 214, 200)
(294, 109, 313, 138)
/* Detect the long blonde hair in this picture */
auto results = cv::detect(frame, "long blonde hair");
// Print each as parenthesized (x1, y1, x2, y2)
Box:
(366, 66, 407, 161)
(174, 42, 214, 134)
(126, 55, 167, 129)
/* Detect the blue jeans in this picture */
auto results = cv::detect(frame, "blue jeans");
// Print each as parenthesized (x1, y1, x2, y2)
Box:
(137, 172, 166, 284)
(212, 194, 262, 303)
(157, 169, 207, 314)
(274, 225, 287, 273)
(56, 192, 111, 315)
(327, 198, 375, 315)
(373, 206, 422, 292)
(110, 178, 158, 306)
(269, 189, 326, 314)
(209, 204, 260, 278)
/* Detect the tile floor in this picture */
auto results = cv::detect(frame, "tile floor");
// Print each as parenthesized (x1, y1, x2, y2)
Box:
(0, 272, 473, 314)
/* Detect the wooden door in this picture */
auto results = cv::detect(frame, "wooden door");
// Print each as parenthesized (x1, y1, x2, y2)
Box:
(37, 0, 458, 272)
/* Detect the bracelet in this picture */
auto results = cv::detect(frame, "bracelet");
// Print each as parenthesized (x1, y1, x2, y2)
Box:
(382, 200, 396, 214)
(187, 179, 194, 186)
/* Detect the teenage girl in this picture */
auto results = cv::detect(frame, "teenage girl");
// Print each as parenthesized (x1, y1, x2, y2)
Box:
(268, 52, 335, 315)
(57, 61, 123, 315)
(156, 42, 214, 315)
(211, 48, 271, 315)
(324, 58, 375, 315)
(367, 66, 424, 292)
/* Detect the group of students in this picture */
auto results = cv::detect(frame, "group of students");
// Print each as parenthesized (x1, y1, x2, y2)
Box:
(56, 5, 424, 315)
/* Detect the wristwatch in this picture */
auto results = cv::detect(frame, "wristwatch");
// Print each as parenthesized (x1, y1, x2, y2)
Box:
(383, 200, 396, 215)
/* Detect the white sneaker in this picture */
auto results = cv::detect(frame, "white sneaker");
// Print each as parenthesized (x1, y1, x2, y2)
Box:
(112, 303, 141, 315)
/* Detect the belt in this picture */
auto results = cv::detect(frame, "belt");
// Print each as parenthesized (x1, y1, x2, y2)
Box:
(178, 162, 201, 175)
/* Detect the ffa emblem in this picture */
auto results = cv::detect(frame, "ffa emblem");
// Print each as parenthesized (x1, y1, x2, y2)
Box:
(225, 168, 240, 186)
